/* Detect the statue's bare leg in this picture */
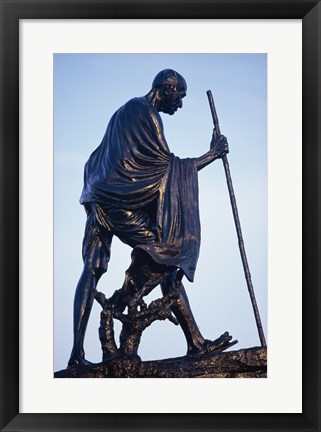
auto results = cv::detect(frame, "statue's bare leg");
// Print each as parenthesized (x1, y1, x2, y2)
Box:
(161, 273, 236, 354)
(68, 266, 103, 366)
(160, 273, 205, 352)
(68, 229, 111, 367)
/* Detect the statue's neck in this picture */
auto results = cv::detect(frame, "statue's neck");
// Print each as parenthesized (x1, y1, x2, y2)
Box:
(145, 89, 161, 111)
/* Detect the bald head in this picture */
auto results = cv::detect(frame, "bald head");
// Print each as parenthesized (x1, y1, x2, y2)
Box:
(148, 69, 187, 115)
(152, 69, 187, 93)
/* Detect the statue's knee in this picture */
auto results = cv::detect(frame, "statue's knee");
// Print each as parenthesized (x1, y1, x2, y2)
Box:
(84, 259, 108, 280)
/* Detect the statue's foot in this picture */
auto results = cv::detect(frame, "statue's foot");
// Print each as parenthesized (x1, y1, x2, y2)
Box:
(206, 332, 238, 352)
(187, 332, 238, 356)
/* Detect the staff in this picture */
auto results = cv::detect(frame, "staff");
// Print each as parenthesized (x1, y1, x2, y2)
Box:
(207, 90, 267, 347)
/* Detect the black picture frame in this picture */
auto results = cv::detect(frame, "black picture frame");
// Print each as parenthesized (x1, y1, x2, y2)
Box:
(1, 1, 320, 431)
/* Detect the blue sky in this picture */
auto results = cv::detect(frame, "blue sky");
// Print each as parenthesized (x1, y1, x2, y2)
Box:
(54, 53, 267, 372)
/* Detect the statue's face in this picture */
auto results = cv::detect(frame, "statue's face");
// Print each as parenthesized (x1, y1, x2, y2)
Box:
(159, 83, 187, 115)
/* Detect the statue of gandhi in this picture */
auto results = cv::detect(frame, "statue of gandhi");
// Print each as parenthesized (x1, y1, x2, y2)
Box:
(68, 69, 233, 367)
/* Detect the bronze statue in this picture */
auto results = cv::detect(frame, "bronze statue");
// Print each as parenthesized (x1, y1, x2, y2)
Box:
(68, 69, 233, 367)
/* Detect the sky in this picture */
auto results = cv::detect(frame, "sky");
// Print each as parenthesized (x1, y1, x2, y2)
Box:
(54, 53, 267, 372)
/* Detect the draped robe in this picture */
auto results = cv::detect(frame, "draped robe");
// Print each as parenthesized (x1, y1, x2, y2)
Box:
(80, 97, 201, 282)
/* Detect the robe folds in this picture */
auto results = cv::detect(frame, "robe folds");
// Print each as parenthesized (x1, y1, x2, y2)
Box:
(80, 97, 201, 282)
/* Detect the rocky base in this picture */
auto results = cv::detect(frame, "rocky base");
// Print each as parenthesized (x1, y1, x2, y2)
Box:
(54, 346, 267, 378)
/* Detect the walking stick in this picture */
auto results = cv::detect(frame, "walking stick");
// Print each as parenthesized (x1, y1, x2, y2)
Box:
(206, 90, 267, 347)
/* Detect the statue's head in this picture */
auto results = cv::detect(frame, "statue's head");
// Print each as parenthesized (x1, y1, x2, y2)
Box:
(152, 69, 187, 115)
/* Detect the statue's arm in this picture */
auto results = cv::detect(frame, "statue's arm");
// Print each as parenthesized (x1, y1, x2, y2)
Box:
(195, 134, 229, 171)
(195, 148, 216, 170)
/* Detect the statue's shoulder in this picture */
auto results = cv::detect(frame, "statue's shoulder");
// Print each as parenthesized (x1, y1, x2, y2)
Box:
(121, 97, 161, 131)
(125, 97, 158, 117)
